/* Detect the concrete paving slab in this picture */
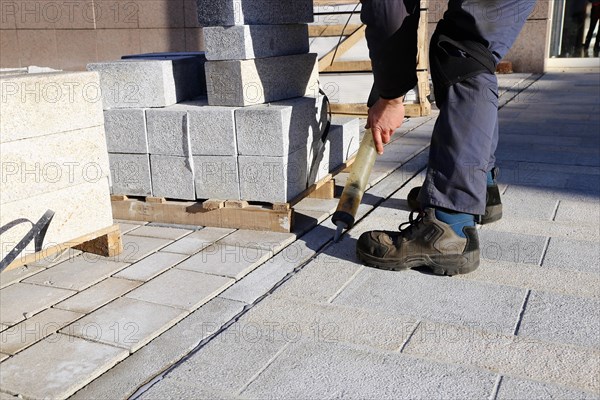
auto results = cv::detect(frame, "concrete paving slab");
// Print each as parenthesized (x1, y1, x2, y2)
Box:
(127, 225, 193, 240)
(0, 308, 82, 355)
(333, 268, 526, 336)
(160, 228, 235, 255)
(140, 381, 240, 400)
(147, 321, 288, 394)
(485, 216, 599, 242)
(70, 298, 245, 400)
(219, 226, 333, 304)
(242, 295, 417, 351)
(293, 198, 339, 214)
(54, 277, 142, 314)
(216, 230, 296, 253)
(118, 222, 143, 235)
(242, 340, 496, 399)
(496, 376, 599, 400)
(22, 256, 129, 291)
(0, 283, 75, 326)
(62, 297, 188, 352)
(542, 237, 600, 273)
(26, 248, 82, 269)
(196, 0, 313, 26)
(111, 235, 173, 263)
(501, 186, 559, 220)
(113, 252, 188, 282)
(554, 199, 600, 223)
(175, 245, 271, 280)
(0, 353, 8, 362)
(0, 265, 44, 289)
(0, 334, 128, 399)
(274, 235, 364, 303)
(126, 269, 234, 311)
(457, 260, 600, 300)
(478, 229, 547, 265)
(402, 321, 600, 393)
(517, 291, 600, 348)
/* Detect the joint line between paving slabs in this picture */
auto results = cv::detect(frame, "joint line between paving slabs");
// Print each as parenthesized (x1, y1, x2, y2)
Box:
(551, 200, 561, 221)
(512, 289, 532, 337)
(327, 266, 365, 303)
(538, 237, 552, 266)
(397, 320, 421, 353)
(488, 375, 504, 400)
(237, 342, 292, 396)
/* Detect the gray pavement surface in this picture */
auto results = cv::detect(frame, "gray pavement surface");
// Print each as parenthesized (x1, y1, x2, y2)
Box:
(0, 73, 599, 399)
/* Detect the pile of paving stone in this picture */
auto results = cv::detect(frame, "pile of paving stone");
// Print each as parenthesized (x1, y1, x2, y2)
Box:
(90, 0, 360, 204)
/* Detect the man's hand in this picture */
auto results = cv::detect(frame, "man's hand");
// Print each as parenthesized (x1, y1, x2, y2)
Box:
(366, 97, 405, 155)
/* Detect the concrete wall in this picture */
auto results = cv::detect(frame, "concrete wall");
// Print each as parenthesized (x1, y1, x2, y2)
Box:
(0, 0, 551, 72)
(428, 0, 551, 73)
(0, 0, 206, 70)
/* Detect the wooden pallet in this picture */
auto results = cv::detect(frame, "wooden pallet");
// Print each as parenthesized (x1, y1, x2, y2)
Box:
(4, 224, 123, 273)
(111, 158, 353, 233)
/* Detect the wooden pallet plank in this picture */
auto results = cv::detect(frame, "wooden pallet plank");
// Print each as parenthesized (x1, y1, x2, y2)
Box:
(5, 224, 123, 272)
(309, 24, 363, 38)
(111, 199, 293, 233)
(322, 60, 372, 72)
(319, 25, 366, 72)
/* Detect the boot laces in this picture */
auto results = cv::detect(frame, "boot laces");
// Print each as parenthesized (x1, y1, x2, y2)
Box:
(398, 211, 426, 240)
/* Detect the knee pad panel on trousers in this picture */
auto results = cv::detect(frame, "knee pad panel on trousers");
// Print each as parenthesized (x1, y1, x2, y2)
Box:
(430, 21, 497, 105)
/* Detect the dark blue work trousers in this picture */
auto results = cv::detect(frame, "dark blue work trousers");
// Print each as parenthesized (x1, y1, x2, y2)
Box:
(361, 0, 536, 215)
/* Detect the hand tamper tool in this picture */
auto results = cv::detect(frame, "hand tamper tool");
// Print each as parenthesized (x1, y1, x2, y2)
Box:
(332, 129, 378, 242)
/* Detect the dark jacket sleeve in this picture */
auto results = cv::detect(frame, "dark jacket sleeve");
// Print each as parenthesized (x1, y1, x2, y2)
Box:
(361, 0, 421, 101)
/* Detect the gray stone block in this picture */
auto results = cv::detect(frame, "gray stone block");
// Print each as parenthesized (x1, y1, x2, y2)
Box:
(145, 107, 191, 156)
(517, 291, 600, 347)
(236, 96, 326, 156)
(169, 100, 238, 156)
(333, 268, 526, 335)
(150, 155, 196, 200)
(204, 25, 309, 61)
(402, 320, 600, 393)
(197, 0, 314, 26)
(542, 237, 600, 273)
(308, 116, 360, 184)
(205, 53, 319, 107)
(496, 376, 599, 400)
(104, 109, 148, 154)
(238, 146, 308, 203)
(478, 229, 547, 265)
(108, 153, 152, 196)
(242, 341, 496, 399)
(121, 52, 207, 98)
(88, 58, 203, 109)
(193, 156, 240, 200)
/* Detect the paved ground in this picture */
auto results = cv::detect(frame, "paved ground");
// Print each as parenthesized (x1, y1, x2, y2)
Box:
(0, 73, 598, 399)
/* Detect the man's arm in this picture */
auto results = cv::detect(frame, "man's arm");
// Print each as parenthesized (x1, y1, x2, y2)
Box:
(361, 0, 421, 153)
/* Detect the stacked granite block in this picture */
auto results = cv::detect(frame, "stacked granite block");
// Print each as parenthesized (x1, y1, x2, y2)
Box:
(88, 52, 208, 200)
(94, 1, 360, 204)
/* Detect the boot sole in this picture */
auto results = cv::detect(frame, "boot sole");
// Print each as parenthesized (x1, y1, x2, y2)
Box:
(356, 248, 480, 276)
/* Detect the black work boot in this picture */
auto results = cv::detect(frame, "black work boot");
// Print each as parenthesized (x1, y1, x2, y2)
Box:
(407, 168, 503, 225)
(356, 208, 480, 276)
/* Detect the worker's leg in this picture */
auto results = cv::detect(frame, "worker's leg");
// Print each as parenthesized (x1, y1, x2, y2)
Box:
(418, 0, 535, 216)
(356, 0, 535, 275)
